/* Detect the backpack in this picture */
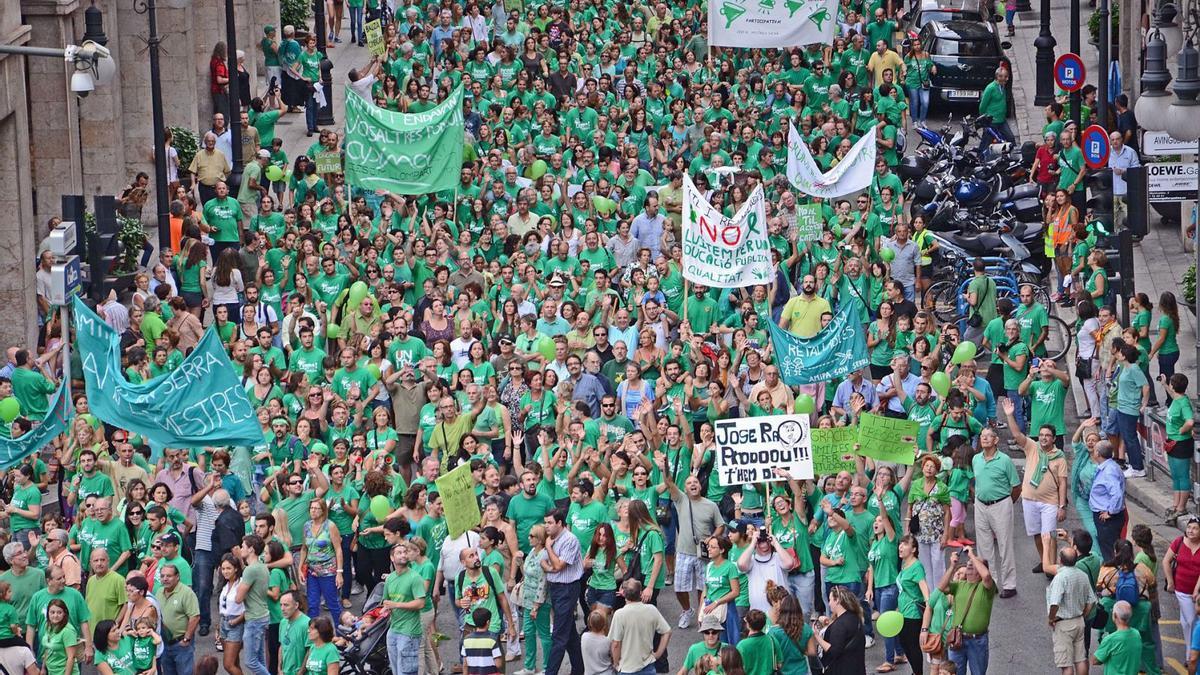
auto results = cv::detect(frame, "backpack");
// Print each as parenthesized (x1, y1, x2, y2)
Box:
(457, 562, 502, 604)
(1115, 569, 1139, 606)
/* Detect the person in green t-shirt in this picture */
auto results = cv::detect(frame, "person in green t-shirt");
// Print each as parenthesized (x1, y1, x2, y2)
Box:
(382, 543, 426, 675)
(699, 536, 741, 644)
(302, 617, 340, 675)
(1164, 374, 1196, 519)
(278, 590, 311, 675)
(1019, 359, 1070, 438)
(939, 547, 998, 672)
(201, 181, 244, 250)
(1091, 604, 1143, 673)
(997, 319, 1030, 431)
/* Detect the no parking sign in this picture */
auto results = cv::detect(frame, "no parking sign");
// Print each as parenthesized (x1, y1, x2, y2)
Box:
(1082, 124, 1110, 170)
(1055, 53, 1086, 92)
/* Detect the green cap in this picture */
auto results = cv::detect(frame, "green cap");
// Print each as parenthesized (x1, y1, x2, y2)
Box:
(310, 442, 330, 456)
(264, 24, 276, 34)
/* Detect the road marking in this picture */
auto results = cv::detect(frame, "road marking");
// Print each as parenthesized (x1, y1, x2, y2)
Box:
(1164, 635, 1187, 645)
(1164, 619, 1182, 625)
(1168, 657, 1188, 674)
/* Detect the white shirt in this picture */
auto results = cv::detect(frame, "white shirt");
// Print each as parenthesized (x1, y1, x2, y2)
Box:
(1108, 144, 1140, 196)
(438, 530, 482, 586)
(743, 550, 790, 614)
(219, 580, 245, 619)
(349, 73, 377, 102)
(461, 14, 490, 43)
(214, 129, 233, 167)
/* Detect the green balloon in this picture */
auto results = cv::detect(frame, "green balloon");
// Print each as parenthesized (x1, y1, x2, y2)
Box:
(0, 397, 18, 423)
(325, 324, 343, 339)
(265, 165, 284, 182)
(952, 341, 978, 365)
(366, 363, 382, 380)
(930, 371, 952, 399)
(370, 495, 392, 522)
(592, 195, 616, 215)
(530, 159, 549, 179)
(795, 394, 815, 414)
(877, 611, 904, 638)
(348, 281, 370, 309)
(880, 247, 896, 262)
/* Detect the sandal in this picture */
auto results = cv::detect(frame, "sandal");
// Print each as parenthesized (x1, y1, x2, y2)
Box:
(893, 656, 908, 664)
(876, 664, 896, 673)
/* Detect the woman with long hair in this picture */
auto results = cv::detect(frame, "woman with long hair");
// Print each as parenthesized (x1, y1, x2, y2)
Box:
(816, 585, 866, 674)
(896, 534, 931, 675)
(585, 522, 618, 614)
(209, 248, 245, 325)
(42, 598, 79, 675)
(621, 500, 665, 606)
(866, 508, 901, 672)
(300, 497, 343, 618)
(1150, 291, 1182, 396)
(175, 240, 210, 317)
(217, 553, 245, 670)
(766, 591, 817, 673)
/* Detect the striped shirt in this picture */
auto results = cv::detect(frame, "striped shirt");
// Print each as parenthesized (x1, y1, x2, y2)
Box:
(461, 633, 501, 674)
(1045, 565, 1096, 620)
(545, 530, 584, 584)
(194, 495, 218, 552)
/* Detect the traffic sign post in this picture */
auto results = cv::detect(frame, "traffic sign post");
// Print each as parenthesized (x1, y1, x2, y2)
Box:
(1055, 53, 1086, 93)
(1082, 124, 1111, 170)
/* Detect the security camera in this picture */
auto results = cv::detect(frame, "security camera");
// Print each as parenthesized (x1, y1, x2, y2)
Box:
(71, 71, 94, 96)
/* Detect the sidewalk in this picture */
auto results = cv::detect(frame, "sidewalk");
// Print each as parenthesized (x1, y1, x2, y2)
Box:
(1008, 3, 1197, 521)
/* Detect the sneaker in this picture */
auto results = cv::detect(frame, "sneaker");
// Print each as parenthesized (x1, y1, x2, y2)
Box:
(677, 608, 695, 629)
(511, 670, 532, 675)
(352, 582, 365, 595)
(1166, 509, 1180, 524)
(1126, 468, 1147, 478)
(665, 576, 673, 586)
(864, 635, 876, 649)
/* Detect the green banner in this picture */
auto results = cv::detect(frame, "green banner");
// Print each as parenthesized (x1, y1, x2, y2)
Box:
(343, 87, 464, 195)
(435, 462, 481, 539)
(767, 304, 869, 385)
(856, 413, 919, 465)
(73, 297, 263, 454)
(0, 380, 73, 470)
(811, 427, 857, 475)
(796, 203, 823, 242)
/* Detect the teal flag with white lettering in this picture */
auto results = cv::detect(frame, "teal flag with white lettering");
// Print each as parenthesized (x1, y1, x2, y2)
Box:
(767, 304, 869, 385)
(343, 86, 464, 195)
(73, 297, 261, 451)
(0, 379, 72, 470)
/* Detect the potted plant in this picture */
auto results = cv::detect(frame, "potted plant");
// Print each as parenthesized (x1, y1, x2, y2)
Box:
(280, 0, 311, 35)
(1184, 263, 1196, 312)
(114, 215, 150, 274)
(169, 126, 199, 191)
(1087, 2, 1119, 49)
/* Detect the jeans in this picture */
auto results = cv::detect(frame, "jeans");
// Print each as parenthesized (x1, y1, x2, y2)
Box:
(1005, 389, 1027, 434)
(906, 86, 931, 123)
(193, 548, 216, 629)
(307, 572, 341, 617)
(546, 581, 584, 675)
(619, 666, 656, 675)
(242, 616, 271, 675)
(159, 640, 195, 675)
(349, 5, 365, 43)
(786, 571, 815, 618)
(522, 604, 551, 672)
(305, 94, 318, 133)
(1160, 351, 1180, 400)
(875, 584, 903, 662)
(948, 631, 990, 674)
(387, 629, 420, 675)
(1116, 410, 1143, 470)
(340, 537, 355, 599)
(1093, 509, 1127, 561)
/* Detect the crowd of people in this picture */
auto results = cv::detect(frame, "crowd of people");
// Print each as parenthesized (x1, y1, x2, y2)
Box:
(8, 0, 1197, 675)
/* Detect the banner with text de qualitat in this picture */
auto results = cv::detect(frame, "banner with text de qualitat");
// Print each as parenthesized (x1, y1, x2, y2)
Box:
(709, 0, 838, 48)
(343, 85, 464, 195)
(787, 125, 876, 199)
(0, 380, 73, 470)
(766, 304, 869, 385)
(682, 174, 772, 288)
(715, 414, 813, 485)
(72, 297, 263, 455)
(435, 462, 482, 538)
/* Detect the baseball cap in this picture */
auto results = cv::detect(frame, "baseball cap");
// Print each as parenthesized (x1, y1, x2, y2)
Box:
(264, 24, 276, 34)
(497, 332, 516, 345)
(728, 520, 749, 535)
(257, 149, 271, 159)
(699, 613, 724, 632)
(160, 532, 181, 546)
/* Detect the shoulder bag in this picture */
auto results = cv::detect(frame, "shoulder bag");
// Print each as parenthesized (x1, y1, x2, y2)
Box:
(946, 583, 981, 650)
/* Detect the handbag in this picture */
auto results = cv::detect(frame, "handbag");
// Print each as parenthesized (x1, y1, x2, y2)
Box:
(705, 602, 729, 624)
(946, 583, 981, 651)
(920, 630, 944, 654)
(621, 531, 649, 585)
(1075, 355, 1093, 380)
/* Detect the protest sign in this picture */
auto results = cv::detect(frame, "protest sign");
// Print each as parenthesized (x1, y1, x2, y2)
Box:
(343, 86, 464, 195)
(0, 380, 73, 470)
(73, 297, 263, 455)
(856, 413, 919, 465)
(796, 203, 824, 241)
(709, 0, 838, 48)
(787, 125, 876, 198)
(715, 414, 813, 485)
(364, 19, 385, 56)
(767, 304, 869, 385)
(314, 150, 342, 175)
(811, 426, 857, 475)
(435, 462, 482, 538)
(681, 174, 772, 288)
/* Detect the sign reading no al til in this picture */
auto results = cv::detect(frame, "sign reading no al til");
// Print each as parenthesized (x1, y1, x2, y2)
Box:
(681, 174, 772, 287)
(715, 414, 814, 485)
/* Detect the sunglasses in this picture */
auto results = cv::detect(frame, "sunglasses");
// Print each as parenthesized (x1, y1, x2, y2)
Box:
(702, 629, 721, 635)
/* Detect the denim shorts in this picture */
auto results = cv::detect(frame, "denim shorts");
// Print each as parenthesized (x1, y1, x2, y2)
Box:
(220, 616, 244, 642)
(585, 586, 616, 608)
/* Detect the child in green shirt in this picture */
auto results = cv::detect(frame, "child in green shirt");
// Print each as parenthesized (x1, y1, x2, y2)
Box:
(131, 616, 161, 672)
(0, 582, 18, 640)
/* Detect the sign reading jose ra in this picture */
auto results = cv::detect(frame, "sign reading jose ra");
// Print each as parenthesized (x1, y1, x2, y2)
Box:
(715, 414, 814, 485)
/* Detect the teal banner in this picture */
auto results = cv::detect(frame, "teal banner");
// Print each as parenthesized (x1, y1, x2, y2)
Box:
(767, 304, 869, 385)
(73, 297, 262, 451)
(0, 380, 72, 470)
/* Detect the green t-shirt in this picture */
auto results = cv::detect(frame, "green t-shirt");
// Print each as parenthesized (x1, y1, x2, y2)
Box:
(971, 450, 1019, 502)
(267, 567, 289, 624)
(94, 634, 137, 675)
(41, 624, 80, 675)
(1094, 627, 1142, 673)
(279, 613, 311, 675)
(821, 530, 859, 584)
(1116, 364, 1149, 415)
(947, 579, 997, 634)
(0, 602, 17, 639)
(868, 533, 899, 588)
(768, 623, 813, 674)
(506, 492, 555, 554)
(896, 559, 927, 619)
(202, 196, 243, 243)
(10, 367, 55, 419)
(1057, 145, 1085, 191)
(8, 483, 41, 531)
(682, 641, 726, 672)
(736, 632, 781, 675)
(0, 567, 44, 618)
(1001, 341, 1030, 390)
(458, 571, 502, 632)
(566, 500, 608, 553)
(326, 483, 361, 537)
(703, 559, 738, 604)
(84, 570, 127, 625)
(636, 528, 667, 589)
(241, 561, 271, 620)
(384, 567, 425, 636)
(1158, 314, 1180, 355)
(304, 642, 340, 675)
(1168, 395, 1195, 441)
(587, 548, 616, 591)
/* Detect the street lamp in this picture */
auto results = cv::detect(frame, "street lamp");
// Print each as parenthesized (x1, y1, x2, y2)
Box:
(1157, 17, 1200, 419)
(1159, 2, 1186, 57)
(132, 0, 190, 253)
(223, 0, 244, 192)
(1137, 27, 1175, 132)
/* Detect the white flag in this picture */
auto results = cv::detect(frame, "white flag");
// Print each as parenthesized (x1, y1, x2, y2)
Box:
(681, 174, 772, 288)
(787, 125, 877, 199)
(709, 0, 838, 48)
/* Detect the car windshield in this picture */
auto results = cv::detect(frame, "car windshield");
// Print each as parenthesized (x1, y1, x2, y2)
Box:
(917, 10, 983, 27)
(932, 36, 998, 57)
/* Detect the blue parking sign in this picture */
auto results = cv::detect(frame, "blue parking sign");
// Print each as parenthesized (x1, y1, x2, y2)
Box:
(1082, 124, 1110, 170)
(1055, 53, 1086, 92)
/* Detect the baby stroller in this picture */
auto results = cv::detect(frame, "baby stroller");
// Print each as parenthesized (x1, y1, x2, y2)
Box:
(337, 584, 392, 675)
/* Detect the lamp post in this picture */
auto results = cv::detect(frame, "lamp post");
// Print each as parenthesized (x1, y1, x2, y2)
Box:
(1163, 23, 1200, 405)
(313, 0, 335, 126)
(223, 0, 243, 192)
(132, 0, 190, 252)
(1033, 0, 1057, 106)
